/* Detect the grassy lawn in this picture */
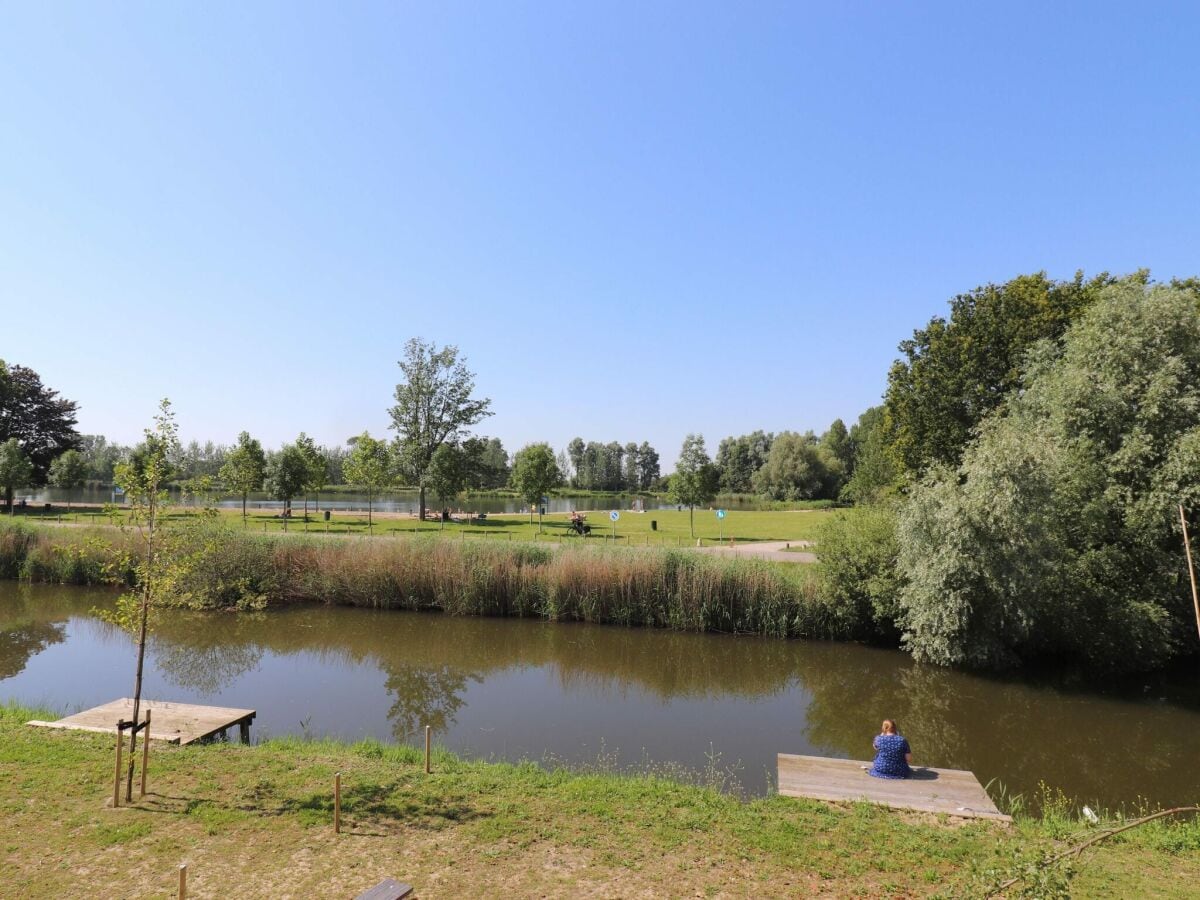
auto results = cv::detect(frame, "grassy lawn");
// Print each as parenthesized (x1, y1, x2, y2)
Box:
(2, 705, 1196, 897)
(19, 505, 834, 547)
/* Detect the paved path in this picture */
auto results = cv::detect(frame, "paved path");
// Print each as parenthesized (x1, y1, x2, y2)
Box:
(697, 540, 816, 564)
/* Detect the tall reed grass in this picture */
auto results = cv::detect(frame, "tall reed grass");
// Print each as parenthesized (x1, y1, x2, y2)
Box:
(0, 520, 844, 638)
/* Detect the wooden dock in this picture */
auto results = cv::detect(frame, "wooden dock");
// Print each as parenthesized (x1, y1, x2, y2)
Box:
(29, 698, 256, 745)
(777, 753, 1011, 823)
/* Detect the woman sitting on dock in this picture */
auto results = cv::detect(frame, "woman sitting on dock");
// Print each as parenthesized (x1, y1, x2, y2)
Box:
(868, 719, 912, 779)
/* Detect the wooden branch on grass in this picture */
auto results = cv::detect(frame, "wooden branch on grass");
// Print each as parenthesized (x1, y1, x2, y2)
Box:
(987, 806, 1200, 897)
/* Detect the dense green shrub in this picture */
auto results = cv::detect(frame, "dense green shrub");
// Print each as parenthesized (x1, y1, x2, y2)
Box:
(815, 504, 903, 640)
(896, 281, 1200, 672)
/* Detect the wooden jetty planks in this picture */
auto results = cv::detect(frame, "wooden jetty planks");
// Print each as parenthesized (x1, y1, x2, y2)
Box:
(28, 698, 256, 745)
(777, 753, 1011, 822)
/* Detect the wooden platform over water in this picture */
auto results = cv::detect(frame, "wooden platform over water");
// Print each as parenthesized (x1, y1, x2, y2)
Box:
(29, 698, 256, 745)
(777, 753, 1011, 822)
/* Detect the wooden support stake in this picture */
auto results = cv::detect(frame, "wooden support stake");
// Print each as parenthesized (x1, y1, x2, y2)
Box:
(140, 709, 151, 797)
(334, 772, 341, 834)
(424, 725, 431, 774)
(1182, 504, 1200, 641)
(112, 724, 123, 808)
(178, 863, 187, 899)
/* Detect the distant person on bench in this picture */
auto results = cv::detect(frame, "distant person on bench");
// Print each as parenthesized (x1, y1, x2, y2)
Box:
(867, 719, 912, 779)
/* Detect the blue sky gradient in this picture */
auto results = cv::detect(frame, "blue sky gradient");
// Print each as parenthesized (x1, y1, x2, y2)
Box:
(2, 3, 1198, 465)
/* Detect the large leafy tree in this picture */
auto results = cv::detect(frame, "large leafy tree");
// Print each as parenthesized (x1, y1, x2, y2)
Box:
(885, 271, 1124, 476)
(0, 439, 34, 514)
(343, 431, 392, 532)
(753, 431, 839, 501)
(510, 442, 560, 531)
(388, 338, 492, 520)
(669, 434, 719, 538)
(637, 441, 660, 490)
(219, 431, 266, 522)
(0, 360, 80, 506)
(896, 280, 1200, 673)
(265, 443, 309, 531)
(48, 449, 88, 511)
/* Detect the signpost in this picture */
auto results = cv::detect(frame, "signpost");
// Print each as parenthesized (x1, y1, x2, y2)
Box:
(716, 508, 726, 543)
(610, 509, 619, 540)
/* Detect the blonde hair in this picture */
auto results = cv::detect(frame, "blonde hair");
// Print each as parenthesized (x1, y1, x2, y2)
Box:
(881, 719, 898, 735)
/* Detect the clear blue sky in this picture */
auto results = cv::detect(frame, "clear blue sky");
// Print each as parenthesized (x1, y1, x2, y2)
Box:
(3, 3, 1197, 467)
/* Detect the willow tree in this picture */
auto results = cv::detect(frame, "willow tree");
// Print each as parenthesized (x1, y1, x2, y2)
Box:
(111, 399, 179, 802)
(388, 339, 492, 520)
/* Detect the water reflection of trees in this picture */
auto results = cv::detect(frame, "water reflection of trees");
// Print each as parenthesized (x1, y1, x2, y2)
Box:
(0, 621, 66, 679)
(384, 664, 480, 740)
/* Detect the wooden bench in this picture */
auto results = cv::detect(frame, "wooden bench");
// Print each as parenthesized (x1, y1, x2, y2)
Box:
(355, 878, 414, 900)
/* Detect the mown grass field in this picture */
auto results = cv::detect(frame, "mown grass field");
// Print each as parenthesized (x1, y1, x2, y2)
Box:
(13, 504, 833, 547)
(2, 705, 1196, 897)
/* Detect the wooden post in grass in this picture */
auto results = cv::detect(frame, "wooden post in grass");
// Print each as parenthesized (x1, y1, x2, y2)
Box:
(139, 709, 151, 797)
(178, 864, 187, 899)
(334, 772, 341, 834)
(113, 725, 124, 808)
(425, 725, 431, 774)
(1181, 504, 1200, 641)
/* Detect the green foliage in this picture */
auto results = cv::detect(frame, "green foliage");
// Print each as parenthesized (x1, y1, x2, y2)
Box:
(388, 338, 492, 517)
(219, 431, 266, 519)
(0, 438, 34, 510)
(264, 442, 309, 511)
(509, 442, 561, 531)
(343, 431, 393, 529)
(752, 431, 841, 501)
(48, 449, 87, 504)
(669, 434, 720, 537)
(815, 504, 903, 639)
(0, 359, 81, 499)
(896, 280, 1200, 672)
(841, 406, 897, 503)
(885, 270, 1128, 476)
(715, 431, 773, 494)
(427, 443, 466, 527)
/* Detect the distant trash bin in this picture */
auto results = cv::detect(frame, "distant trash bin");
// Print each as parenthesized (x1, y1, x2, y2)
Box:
(539, 506, 546, 516)
(323, 510, 331, 521)
(650, 520, 657, 531)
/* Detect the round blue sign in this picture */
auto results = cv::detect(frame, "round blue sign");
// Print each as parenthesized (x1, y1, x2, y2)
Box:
(610, 510, 620, 521)
(715, 509, 726, 519)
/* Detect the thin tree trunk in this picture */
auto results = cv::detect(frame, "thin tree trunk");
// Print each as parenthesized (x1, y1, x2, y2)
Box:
(690, 505, 695, 538)
(242, 492, 247, 521)
(127, 498, 154, 801)
(419, 485, 426, 521)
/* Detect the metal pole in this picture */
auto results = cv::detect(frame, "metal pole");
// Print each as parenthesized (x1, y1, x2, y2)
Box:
(1181, 504, 1200, 641)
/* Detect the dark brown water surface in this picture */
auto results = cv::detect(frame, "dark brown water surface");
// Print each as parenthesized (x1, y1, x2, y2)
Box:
(2, 581, 1197, 806)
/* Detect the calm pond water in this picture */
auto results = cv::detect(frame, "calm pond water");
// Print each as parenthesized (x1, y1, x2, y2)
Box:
(2, 581, 1198, 807)
(19, 487, 770, 515)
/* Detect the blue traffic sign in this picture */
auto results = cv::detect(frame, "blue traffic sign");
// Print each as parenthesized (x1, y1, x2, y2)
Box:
(609, 510, 620, 521)
(715, 509, 726, 519)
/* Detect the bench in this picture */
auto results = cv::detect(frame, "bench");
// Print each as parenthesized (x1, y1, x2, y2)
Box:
(355, 878, 414, 900)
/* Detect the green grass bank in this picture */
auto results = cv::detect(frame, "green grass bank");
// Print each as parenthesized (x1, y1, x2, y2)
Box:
(1, 705, 1196, 897)
(0, 519, 848, 638)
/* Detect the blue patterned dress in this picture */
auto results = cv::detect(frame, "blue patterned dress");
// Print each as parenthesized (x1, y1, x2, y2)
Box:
(869, 733, 912, 779)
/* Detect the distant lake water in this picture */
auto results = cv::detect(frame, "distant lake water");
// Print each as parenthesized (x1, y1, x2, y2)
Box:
(3, 581, 1198, 807)
(19, 486, 771, 515)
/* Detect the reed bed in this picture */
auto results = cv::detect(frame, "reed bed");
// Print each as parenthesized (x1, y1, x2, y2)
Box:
(0, 519, 842, 639)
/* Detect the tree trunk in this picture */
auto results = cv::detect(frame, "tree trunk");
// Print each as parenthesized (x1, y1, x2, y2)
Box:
(368, 493, 373, 533)
(5, 485, 12, 515)
(538, 509, 543, 533)
(242, 492, 247, 521)
(419, 485, 426, 521)
(127, 500, 154, 801)
(690, 505, 695, 538)
(303, 493, 308, 522)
